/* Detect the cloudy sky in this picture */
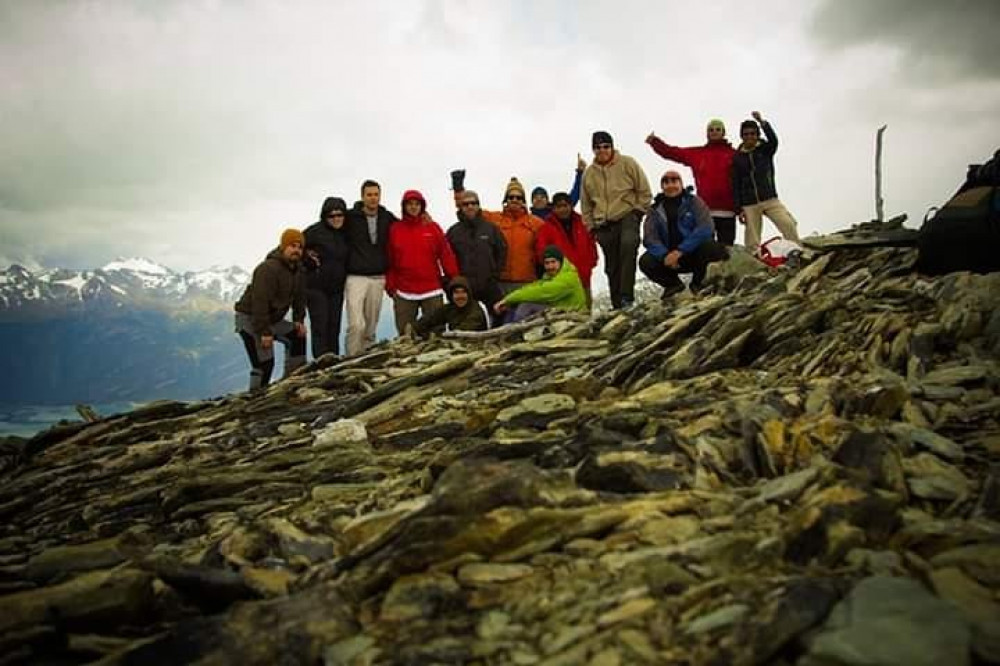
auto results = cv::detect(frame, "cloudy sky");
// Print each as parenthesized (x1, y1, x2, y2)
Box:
(1, 0, 998, 272)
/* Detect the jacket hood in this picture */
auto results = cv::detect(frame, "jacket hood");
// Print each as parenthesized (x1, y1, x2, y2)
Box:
(319, 196, 348, 221)
(401, 189, 427, 217)
(447, 275, 473, 300)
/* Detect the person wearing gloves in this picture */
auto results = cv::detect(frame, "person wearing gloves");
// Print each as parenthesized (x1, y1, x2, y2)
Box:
(234, 228, 308, 391)
(302, 196, 350, 358)
(646, 118, 738, 246)
(639, 170, 729, 300)
(493, 245, 588, 322)
(385, 189, 459, 336)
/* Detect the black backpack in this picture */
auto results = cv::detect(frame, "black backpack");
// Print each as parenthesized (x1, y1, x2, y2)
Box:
(916, 149, 1000, 276)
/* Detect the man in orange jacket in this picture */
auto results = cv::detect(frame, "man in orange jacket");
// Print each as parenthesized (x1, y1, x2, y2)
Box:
(453, 172, 544, 296)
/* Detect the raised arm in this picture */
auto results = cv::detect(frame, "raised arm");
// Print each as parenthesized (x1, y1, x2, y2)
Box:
(646, 132, 698, 166)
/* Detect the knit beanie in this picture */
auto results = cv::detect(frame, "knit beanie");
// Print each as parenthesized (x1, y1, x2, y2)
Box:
(707, 118, 726, 132)
(661, 170, 684, 185)
(543, 244, 564, 263)
(504, 177, 526, 202)
(551, 192, 572, 206)
(531, 186, 548, 199)
(280, 228, 305, 249)
(740, 119, 760, 134)
(592, 131, 614, 148)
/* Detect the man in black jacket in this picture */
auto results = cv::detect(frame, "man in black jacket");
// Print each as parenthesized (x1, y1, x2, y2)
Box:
(344, 180, 397, 356)
(445, 188, 507, 320)
(303, 196, 350, 358)
(731, 111, 801, 253)
(234, 229, 307, 391)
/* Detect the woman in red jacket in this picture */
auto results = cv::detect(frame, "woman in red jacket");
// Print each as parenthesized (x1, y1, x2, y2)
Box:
(534, 192, 598, 308)
(386, 190, 459, 336)
(646, 119, 737, 246)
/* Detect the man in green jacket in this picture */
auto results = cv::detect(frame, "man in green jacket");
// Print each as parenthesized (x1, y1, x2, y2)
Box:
(234, 228, 308, 391)
(494, 245, 588, 322)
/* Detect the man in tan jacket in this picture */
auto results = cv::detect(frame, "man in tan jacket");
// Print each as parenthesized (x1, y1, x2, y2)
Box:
(581, 130, 652, 309)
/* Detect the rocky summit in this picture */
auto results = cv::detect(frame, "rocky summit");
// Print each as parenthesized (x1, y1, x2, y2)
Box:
(2, 235, 999, 666)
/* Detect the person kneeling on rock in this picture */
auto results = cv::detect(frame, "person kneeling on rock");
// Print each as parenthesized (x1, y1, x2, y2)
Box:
(639, 170, 729, 301)
(234, 228, 308, 391)
(493, 245, 588, 322)
(412, 276, 490, 338)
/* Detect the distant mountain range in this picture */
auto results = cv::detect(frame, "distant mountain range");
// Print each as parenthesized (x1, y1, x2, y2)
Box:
(0, 258, 251, 405)
(0, 258, 249, 319)
(0, 257, 396, 410)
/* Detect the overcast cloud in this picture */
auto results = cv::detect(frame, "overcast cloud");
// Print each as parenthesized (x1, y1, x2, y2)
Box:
(1, 0, 997, 272)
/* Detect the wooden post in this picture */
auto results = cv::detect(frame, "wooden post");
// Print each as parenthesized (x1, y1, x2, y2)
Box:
(875, 125, 887, 223)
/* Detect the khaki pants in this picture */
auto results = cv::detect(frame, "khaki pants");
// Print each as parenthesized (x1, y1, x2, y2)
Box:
(345, 274, 385, 356)
(393, 295, 444, 337)
(742, 198, 800, 253)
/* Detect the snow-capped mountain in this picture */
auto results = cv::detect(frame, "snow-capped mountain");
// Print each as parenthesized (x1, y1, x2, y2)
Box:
(0, 258, 249, 314)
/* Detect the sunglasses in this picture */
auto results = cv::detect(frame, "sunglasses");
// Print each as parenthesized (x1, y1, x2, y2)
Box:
(326, 212, 345, 218)
(662, 177, 682, 183)
(460, 200, 480, 207)
(506, 195, 525, 202)
(594, 143, 613, 150)
(741, 131, 759, 136)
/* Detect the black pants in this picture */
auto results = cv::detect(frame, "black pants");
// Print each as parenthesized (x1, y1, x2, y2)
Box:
(638, 241, 729, 291)
(594, 212, 641, 309)
(713, 215, 736, 247)
(306, 288, 345, 358)
(235, 313, 307, 391)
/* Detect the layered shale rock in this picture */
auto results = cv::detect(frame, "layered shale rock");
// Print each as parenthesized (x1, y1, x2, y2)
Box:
(2, 238, 999, 665)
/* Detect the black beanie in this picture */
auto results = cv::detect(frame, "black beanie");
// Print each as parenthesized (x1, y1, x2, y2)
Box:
(551, 192, 572, 206)
(543, 244, 564, 263)
(592, 131, 613, 148)
(740, 119, 760, 134)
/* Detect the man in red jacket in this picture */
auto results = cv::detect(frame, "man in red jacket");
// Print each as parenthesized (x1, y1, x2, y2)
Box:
(386, 190, 459, 336)
(645, 119, 737, 246)
(535, 192, 598, 308)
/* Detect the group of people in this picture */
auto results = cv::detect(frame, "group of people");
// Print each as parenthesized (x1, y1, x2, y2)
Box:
(234, 113, 802, 390)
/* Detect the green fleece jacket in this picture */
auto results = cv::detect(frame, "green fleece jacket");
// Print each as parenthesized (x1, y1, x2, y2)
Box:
(504, 259, 588, 312)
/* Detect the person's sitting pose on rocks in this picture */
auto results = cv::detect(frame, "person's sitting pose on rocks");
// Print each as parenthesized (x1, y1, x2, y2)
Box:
(731, 111, 801, 253)
(493, 245, 588, 322)
(412, 276, 490, 338)
(234, 228, 308, 391)
(639, 171, 729, 300)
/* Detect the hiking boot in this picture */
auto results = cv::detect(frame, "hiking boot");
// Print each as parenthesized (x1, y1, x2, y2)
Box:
(660, 284, 685, 302)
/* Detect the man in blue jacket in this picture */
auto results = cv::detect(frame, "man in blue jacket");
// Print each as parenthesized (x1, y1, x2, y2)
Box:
(639, 170, 729, 300)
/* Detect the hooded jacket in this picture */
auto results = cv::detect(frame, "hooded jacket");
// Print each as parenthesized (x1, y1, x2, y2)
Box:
(386, 190, 459, 296)
(445, 211, 508, 299)
(504, 258, 588, 312)
(581, 151, 652, 229)
(345, 202, 397, 276)
(302, 197, 350, 294)
(234, 248, 306, 336)
(731, 121, 781, 209)
(642, 188, 714, 259)
(412, 276, 489, 337)
(647, 137, 736, 213)
(535, 211, 599, 289)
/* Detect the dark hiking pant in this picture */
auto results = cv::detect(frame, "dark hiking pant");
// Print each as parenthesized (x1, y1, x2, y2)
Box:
(235, 313, 307, 391)
(306, 288, 344, 359)
(393, 295, 444, 337)
(638, 241, 730, 292)
(594, 212, 641, 309)
(713, 215, 736, 247)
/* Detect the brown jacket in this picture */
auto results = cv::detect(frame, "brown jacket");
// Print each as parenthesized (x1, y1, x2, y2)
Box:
(581, 152, 652, 229)
(235, 248, 306, 336)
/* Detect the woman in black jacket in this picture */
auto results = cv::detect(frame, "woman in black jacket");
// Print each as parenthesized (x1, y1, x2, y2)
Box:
(302, 197, 350, 358)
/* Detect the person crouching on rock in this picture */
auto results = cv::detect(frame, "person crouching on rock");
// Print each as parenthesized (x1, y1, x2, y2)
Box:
(412, 276, 490, 338)
(493, 245, 588, 322)
(234, 229, 308, 391)
(639, 170, 729, 301)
